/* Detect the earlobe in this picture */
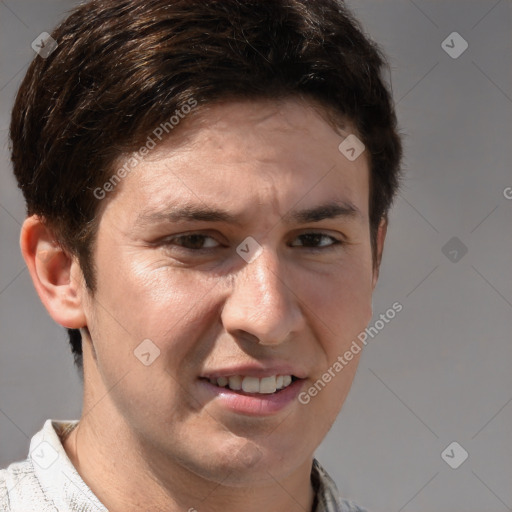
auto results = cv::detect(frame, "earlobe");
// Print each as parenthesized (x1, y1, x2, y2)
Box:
(372, 218, 388, 289)
(20, 215, 87, 329)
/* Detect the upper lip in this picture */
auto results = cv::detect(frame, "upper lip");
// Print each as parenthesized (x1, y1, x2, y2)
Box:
(200, 363, 307, 380)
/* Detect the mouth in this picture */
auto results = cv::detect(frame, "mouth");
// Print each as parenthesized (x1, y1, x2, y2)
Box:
(201, 374, 300, 395)
(197, 373, 305, 416)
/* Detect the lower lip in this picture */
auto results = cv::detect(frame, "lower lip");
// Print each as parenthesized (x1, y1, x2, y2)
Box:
(198, 379, 304, 416)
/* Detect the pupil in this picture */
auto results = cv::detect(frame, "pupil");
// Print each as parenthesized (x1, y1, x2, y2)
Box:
(303, 234, 321, 246)
(186, 235, 204, 249)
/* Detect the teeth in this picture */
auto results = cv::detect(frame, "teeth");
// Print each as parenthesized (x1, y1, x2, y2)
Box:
(228, 375, 242, 390)
(259, 376, 277, 394)
(211, 375, 295, 393)
(217, 376, 228, 387)
(242, 376, 260, 393)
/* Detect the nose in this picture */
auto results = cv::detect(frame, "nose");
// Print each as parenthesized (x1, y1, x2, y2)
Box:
(221, 247, 305, 346)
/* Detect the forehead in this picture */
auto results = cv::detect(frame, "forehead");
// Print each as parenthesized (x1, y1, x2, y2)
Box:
(102, 99, 370, 224)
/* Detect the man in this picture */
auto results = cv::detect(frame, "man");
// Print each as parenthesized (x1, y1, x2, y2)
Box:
(1, 0, 402, 510)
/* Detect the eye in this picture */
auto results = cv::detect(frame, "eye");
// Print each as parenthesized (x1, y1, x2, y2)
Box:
(165, 233, 221, 250)
(290, 233, 342, 249)
(161, 231, 342, 253)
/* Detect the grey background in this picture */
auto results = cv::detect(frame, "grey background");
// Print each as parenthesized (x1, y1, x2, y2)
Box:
(1, 1, 511, 511)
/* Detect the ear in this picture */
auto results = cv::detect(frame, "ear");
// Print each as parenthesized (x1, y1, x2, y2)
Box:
(372, 217, 388, 290)
(20, 215, 87, 329)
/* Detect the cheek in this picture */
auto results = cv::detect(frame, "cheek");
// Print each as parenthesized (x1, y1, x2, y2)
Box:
(86, 263, 219, 424)
(90, 258, 224, 379)
(298, 263, 372, 426)
(97, 256, 213, 330)
(300, 257, 374, 339)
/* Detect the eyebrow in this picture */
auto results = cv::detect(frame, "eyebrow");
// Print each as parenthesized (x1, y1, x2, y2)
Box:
(283, 201, 362, 224)
(135, 200, 362, 227)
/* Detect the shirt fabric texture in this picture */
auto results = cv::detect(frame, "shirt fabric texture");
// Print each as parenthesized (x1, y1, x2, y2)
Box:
(0, 419, 367, 512)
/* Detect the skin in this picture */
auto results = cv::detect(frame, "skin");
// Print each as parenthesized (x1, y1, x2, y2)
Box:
(21, 98, 386, 512)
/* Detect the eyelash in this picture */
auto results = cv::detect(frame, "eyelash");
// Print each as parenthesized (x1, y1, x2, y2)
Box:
(163, 232, 343, 252)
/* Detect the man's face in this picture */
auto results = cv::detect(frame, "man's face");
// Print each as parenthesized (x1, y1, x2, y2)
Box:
(80, 99, 378, 484)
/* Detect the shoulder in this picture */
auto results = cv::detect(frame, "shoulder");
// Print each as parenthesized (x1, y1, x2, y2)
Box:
(0, 455, 68, 512)
(0, 419, 80, 512)
(0, 468, 10, 511)
(339, 500, 369, 512)
(312, 458, 369, 512)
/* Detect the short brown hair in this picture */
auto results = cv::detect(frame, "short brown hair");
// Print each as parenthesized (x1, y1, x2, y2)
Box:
(10, 0, 403, 371)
